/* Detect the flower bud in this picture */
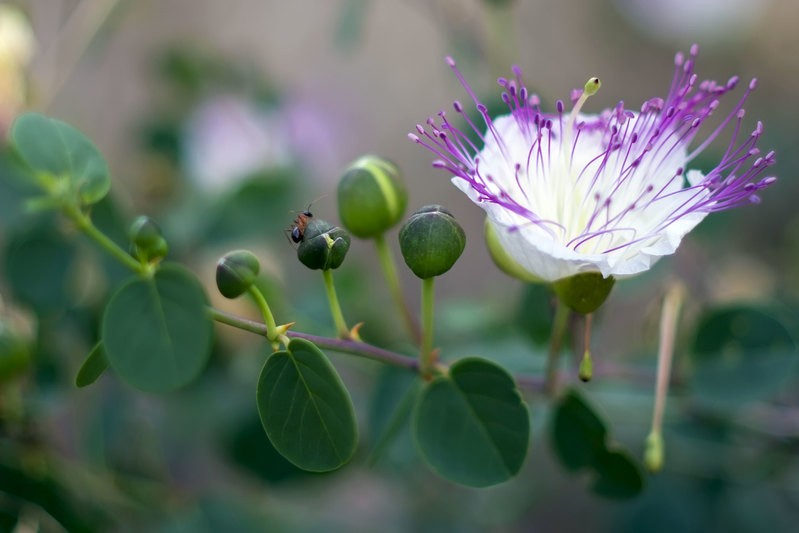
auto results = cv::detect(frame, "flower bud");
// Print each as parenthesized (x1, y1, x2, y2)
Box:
(129, 216, 168, 262)
(484, 219, 542, 283)
(216, 250, 260, 299)
(337, 155, 407, 239)
(399, 205, 465, 279)
(297, 219, 351, 270)
(644, 431, 664, 473)
(552, 272, 615, 314)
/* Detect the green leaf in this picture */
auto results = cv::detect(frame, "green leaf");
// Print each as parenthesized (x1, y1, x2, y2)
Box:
(101, 264, 212, 392)
(75, 342, 108, 388)
(551, 389, 608, 472)
(691, 306, 797, 408)
(256, 338, 357, 472)
(10, 112, 110, 205)
(4, 222, 75, 313)
(551, 389, 645, 499)
(413, 357, 530, 487)
(591, 448, 645, 499)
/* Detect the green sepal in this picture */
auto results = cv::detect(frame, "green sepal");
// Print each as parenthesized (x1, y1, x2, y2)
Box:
(484, 219, 542, 283)
(553, 272, 615, 314)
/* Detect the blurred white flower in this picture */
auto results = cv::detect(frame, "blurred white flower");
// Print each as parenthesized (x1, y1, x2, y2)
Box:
(182, 94, 292, 195)
(613, 0, 769, 44)
(0, 4, 35, 132)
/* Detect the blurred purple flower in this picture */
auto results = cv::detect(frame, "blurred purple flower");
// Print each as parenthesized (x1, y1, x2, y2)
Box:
(411, 46, 776, 282)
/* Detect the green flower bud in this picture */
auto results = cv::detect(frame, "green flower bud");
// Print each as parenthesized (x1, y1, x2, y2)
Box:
(216, 250, 261, 299)
(297, 219, 351, 270)
(484, 219, 543, 283)
(644, 431, 664, 473)
(399, 205, 465, 279)
(129, 216, 168, 262)
(337, 155, 407, 239)
(129, 216, 163, 249)
(552, 272, 615, 314)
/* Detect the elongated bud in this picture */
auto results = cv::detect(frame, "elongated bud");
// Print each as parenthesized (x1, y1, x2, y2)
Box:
(644, 431, 664, 472)
(129, 216, 168, 262)
(553, 272, 615, 314)
(399, 205, 465, 279)
(216, 250, 260, 299)
(297, 219, 351, 270)
(337, 155, 408, 239)
(579, 350, 593, 382)
(484, 219, 542, 283)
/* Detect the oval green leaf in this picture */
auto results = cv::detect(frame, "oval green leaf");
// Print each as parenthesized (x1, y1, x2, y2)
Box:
(691, 306, 797, 408)
(75, 342, 108, 388)
(101, 264, 212, 392)
(256, 338, 357, 472)
(11, 112, 110, 205)
(4, 222, 75, 313)
(591, 448, 645, 499)
(551, 389, 608, 472)
(413, 357, 530, 487)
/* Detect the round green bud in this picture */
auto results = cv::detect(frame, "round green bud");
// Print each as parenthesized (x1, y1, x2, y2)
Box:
(484, 219, 543, 283)
(297, 219, 351, 270)
(216, 250, 261, 299)
(129, 216, 168, 262)
(398, 205, 465, 279)
(552, 272, 615, 314)
(129, 216, 163, 250)
(337, 155, 407, 239)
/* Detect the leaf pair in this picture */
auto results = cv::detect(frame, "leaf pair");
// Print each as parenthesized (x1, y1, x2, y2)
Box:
(256, 346, 532, 488)
(551, 389, 644, 499)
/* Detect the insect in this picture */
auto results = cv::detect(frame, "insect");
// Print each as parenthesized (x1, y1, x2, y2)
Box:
(287, 207, 313, 243)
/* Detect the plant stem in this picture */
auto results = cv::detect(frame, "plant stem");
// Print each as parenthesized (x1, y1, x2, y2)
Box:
(420, 276, 435, 377)
(246, 285, 278, 342)
(65, 205, 147, 275)
(646, 282, 685, 471)
(208, 307, 418, 370)
(322, 269, 349, 339)
(374, 234, 421, 343)
(545, 300, 571, 397)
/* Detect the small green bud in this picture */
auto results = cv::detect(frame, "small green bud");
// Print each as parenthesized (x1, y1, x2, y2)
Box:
(579, 350, 593, 382)
(337, 155, 407, 239)
(129, 216, 168, 262)
(484, 219, 542, 283)
(399, 205, 465, 279)
(553, 272, 615, 314)
(216, 250, 261, 299)
(644, 431, 664, 473)
(129, 216, 163, 250)
(297, 219, 351, 270)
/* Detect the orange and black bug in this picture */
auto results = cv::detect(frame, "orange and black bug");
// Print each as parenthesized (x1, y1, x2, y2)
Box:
(287, 208, 313, 243)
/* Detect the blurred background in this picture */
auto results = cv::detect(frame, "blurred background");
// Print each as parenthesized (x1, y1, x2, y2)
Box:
(1, 0, 798, 531)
